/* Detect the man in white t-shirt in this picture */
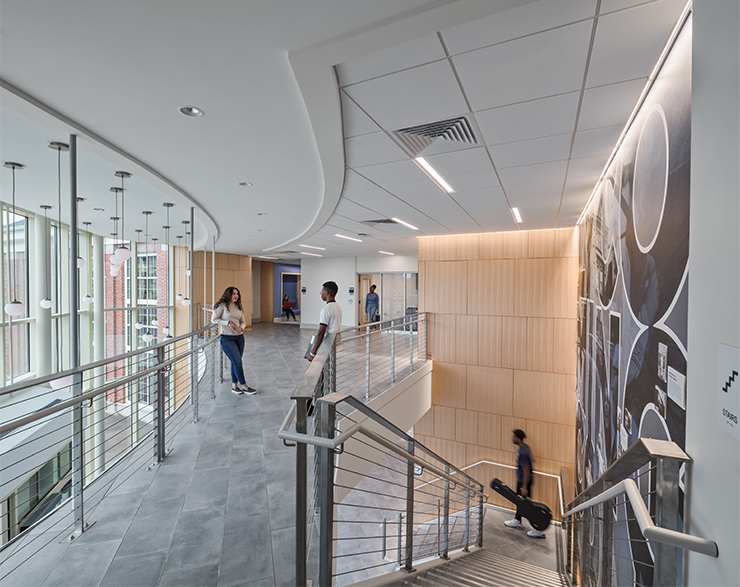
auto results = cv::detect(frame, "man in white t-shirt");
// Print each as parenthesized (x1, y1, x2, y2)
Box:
(307, 281, 342, 362)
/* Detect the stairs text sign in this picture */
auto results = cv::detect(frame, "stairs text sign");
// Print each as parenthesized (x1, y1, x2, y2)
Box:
(718, 343, 740, 441)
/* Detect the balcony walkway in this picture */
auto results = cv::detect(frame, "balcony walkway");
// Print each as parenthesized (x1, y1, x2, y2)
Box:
(0, 323, 312, 587)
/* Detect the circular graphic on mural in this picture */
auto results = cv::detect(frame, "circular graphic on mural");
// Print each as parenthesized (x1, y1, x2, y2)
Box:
(632, 104, 669, 254)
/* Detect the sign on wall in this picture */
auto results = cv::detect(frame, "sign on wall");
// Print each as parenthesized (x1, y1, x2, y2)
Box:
(718, 343, 740, 440)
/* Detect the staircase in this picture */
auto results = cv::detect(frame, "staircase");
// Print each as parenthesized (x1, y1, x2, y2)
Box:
(386, 549, 566, 587)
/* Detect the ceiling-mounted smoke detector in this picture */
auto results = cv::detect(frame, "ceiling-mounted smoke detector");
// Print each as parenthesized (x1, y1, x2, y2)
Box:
(391, 114, 481, 157)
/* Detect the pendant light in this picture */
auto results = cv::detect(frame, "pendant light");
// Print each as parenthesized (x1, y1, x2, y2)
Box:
(3, 162, 25, 317)
(175, 234, 183, 301)
(47, 141, 70, 317)
(75, 197, 86, 268)
(39, 205, 54, 309)
(81, 221, 93, 304)
(181, 222, 191, 306)
(141, 212, 155, 343)
(113, 171, 132, 262)
(162, 202, 174, 339)
(109, 184, 123, 277)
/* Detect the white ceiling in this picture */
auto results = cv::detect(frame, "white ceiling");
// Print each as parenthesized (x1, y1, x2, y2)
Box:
(0, 0, 689, 260)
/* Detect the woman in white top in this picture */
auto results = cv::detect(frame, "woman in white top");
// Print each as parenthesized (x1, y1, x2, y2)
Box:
(212, 287, 256, 395)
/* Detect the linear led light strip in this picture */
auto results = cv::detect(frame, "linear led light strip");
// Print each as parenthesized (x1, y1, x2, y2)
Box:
(335, 233, 362, 242)
(511, 207, 523, 223)
(300, 244, 326, 250)
(576, 0, 693, 225)
(392, 217, 418, 231)
(414, 157, 454, 193)
(378, 251, 394, 255)
(301, 251, 322, 257)
(255, 255, 278, 260)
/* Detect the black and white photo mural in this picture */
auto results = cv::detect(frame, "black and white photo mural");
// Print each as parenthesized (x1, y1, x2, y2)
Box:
(575, 14, 691, 587)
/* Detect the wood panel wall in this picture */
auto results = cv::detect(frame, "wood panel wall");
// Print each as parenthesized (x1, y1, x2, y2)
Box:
(417, 228, 578, 516)
(260, 261, 274, 323)
(172, 247, 252, 409)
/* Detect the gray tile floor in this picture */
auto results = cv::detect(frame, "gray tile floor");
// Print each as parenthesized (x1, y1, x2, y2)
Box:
(0, 322, 558, 587)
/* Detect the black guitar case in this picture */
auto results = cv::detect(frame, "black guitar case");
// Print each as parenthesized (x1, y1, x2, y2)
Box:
(490, 478, 552, 531)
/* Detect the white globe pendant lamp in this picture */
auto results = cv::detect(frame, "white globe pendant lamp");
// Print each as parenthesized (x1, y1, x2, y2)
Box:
(112, 171, 132, 263)
(176, 293, 183, 302)
(40, 298, 54, 309)
(152, 319, 159, 326)
(83, 294, 93, 304)
(162, 326, 171, 336)
(181, 297, 191, 307)
(76, 256, 86, 268)
(142, 331, 154, 343)
(110, 253, 121, 266)
(3, 162, 26, 318)
(135, 322, 144, 330)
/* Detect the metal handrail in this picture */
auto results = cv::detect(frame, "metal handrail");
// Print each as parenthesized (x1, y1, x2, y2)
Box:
(336, 312, 426, 337)
(278, 392, 488, 501)
(564, 478, 718, 557)
(0, 332, 217, 436)
(0, 322, 217, 397)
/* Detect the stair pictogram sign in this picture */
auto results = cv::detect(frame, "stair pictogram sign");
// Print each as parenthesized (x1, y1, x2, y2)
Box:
(722, 370, 738, 392)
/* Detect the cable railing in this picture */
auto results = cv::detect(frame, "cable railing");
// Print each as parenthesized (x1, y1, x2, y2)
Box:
(562, 438, 718, 587)
(0, 323, 221, 575)
(335, 312, 428, 403)
(278, 331, 487, 587)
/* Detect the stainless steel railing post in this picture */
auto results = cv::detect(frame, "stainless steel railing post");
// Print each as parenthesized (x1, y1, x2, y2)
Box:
(463, 476, 471, 552)
(390, 319, 395, 385)
(70, 371, 86, 538)
(318, 398, 337, 587)
(442, 463, 450, 559)
(365, 326, 370, 401)
(219, 345, 224, 384)
(191, 332, 199, 423)
(600, 481, 613, 586)
(295, 398, 308, 586)
(397, 513, 403, 567)
(424, 313, 428, 362)
(403, 439, 416, 572)
(654, 457, 680, 587)
(409, 319, 413, 375)
(477, 483, 484, 548)
(210, 332, 217, 400)
(155, 345, 167, 462)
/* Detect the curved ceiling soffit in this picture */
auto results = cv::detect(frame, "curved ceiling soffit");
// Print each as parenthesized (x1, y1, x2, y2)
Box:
(0, 79, 219, 249)
(268, 0, 538, 252)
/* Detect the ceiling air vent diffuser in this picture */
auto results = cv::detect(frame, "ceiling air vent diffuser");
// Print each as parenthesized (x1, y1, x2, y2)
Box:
(391, 115, 481, 157)
(361, 219, 398, 227)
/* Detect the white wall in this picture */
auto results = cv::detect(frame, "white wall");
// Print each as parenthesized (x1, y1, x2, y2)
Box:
(685, 2, 740, 585)
(300, 257, 357, 329)
(251, 260, 261, 322)
(356, 255, 418, 274)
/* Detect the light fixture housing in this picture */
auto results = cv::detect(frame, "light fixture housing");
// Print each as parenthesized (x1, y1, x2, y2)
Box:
(76, 257, 85, 268)
(162, 326, 171, 336)
(239, 182, 253, 187)
(114, 246, 131, 262)
(152, 319, 159, 326)
(179, 105, 204, 117)
(335, 234, 362, 242)
(135, 322, 144, 330)
(181, 297, 191, 307)
(414, 157, 454, 193)
(300, 244, 326, 250)
(301, 252, 322, 257)
(378, 251, 395, 255)
(185, 269, 191, 276)
(511, 207, 523, 223)
(83, 295, 93, 304)
(40, 298, 53, 309)
(392, 218, 419, 231)
(5, 301, 25, 317)
(176, 293, 183, 301)
(142, 332, 154, 343)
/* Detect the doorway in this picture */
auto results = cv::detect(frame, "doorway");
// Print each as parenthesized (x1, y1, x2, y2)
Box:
(280, 272, 301, 322)
(357, 272, 418, 325)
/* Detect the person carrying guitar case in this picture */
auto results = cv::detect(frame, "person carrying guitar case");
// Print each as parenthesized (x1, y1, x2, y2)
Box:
(501, 429, 548, 538)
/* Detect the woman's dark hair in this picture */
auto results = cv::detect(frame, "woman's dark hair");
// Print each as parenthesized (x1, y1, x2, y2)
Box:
(283, 294, 290, 301)
(215, 286, 243, 312)
(513, 429, 526, 441)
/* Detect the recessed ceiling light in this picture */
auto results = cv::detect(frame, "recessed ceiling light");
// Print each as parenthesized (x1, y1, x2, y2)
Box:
(93, 207, 105, 212)
(301, 252, 322, 257)
(335, 234, 362, 242)
(300, 244, 326, 250)
(239, 182, 253, 187)
(392, 217, 418, 231)
(511, 207, 523, 223)
(414, 157, 454, 193)
(179, 105, 204, 117)
(378, 251, 394, 255)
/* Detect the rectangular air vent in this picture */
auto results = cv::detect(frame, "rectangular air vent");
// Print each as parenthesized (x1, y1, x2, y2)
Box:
(360, 219, 398, 227)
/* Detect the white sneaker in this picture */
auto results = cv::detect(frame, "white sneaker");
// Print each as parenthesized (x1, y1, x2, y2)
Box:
(527, 529, 546, 539)
(504, 519, 522, 529)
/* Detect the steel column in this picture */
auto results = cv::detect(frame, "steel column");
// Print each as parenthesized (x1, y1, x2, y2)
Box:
(403, 439, 415, 572)
(154, 345, 167, 462)
(295, 398, 308, 586)
(318, 399, 337, 587)
(91, 234, 106, 478)
(654, 457, 680, 587)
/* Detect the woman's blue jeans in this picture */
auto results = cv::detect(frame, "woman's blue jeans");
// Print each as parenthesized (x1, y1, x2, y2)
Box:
(220, 334, 246, 385)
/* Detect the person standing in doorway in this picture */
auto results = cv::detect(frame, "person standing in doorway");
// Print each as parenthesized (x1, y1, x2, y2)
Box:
(212, 287, 256, 395)
(307, 281, 342, 362)
(504, 429, 545, 538)
(283, 294, 297, 321)
(365, 284, 379, 330)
